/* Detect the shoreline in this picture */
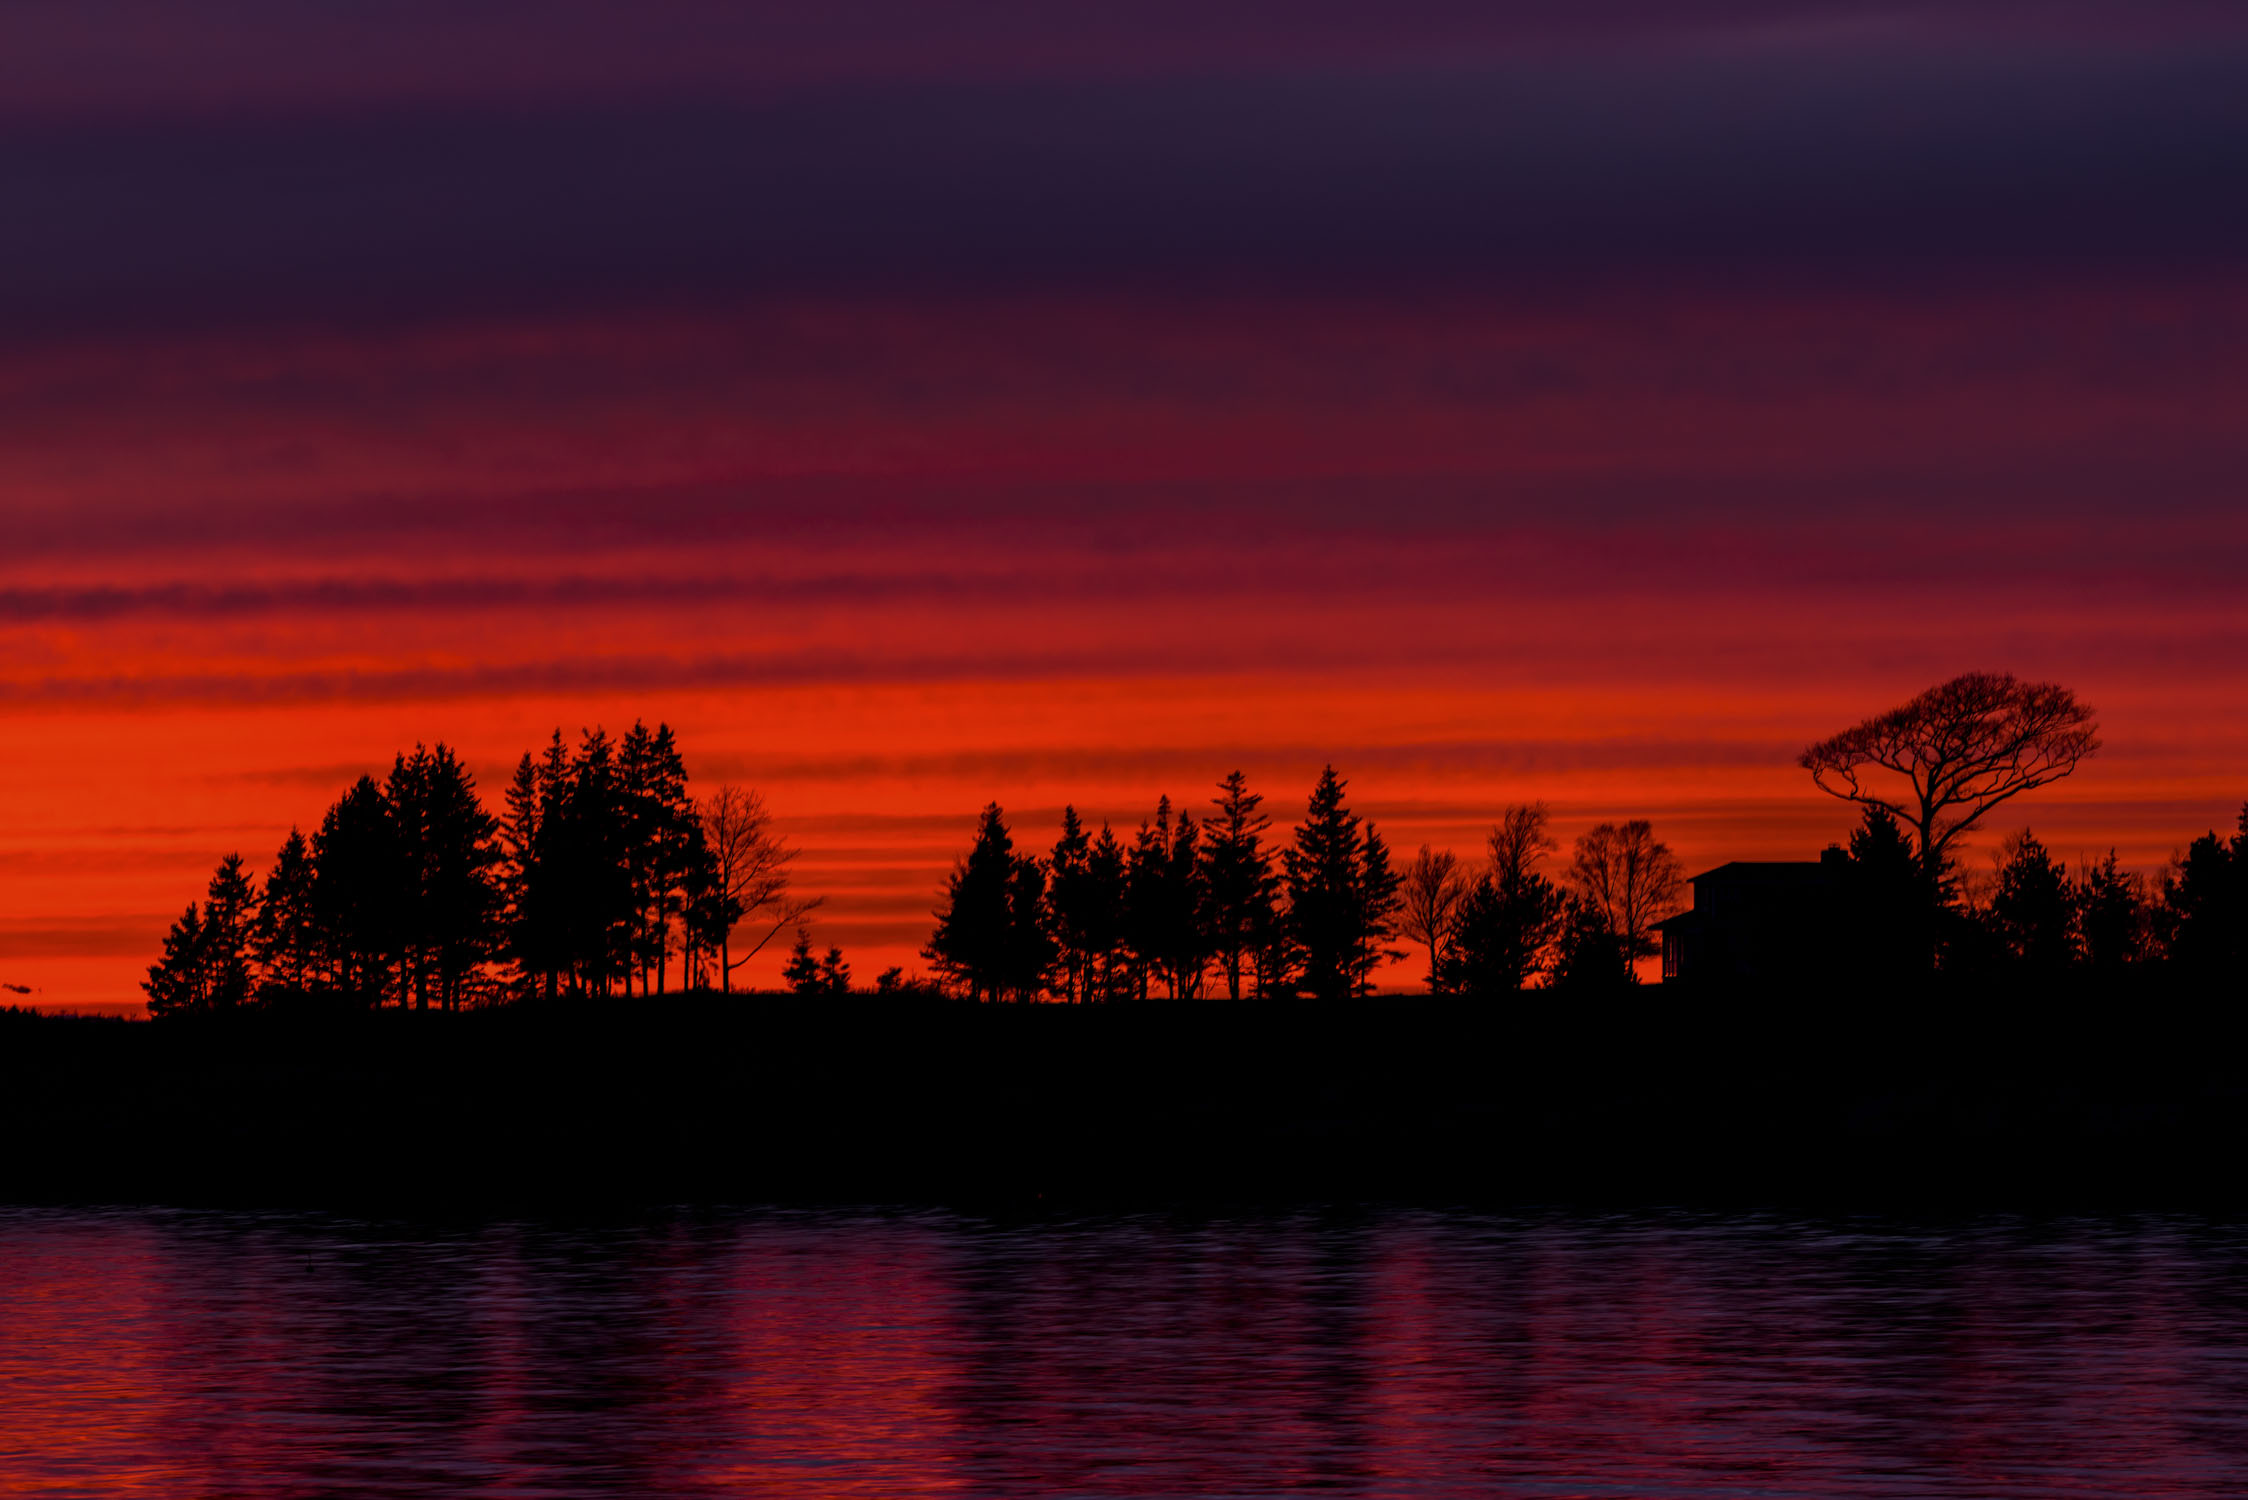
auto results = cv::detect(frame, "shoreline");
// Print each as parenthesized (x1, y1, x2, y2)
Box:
(6, 988, 2243, 1212)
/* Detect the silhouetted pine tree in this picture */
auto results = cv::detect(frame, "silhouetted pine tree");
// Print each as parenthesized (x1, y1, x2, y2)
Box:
(1848, 806, 1932, 979)
(1045, 807, 1098, 1003)
(1282, 767, 1404, 1000)
(251, 828, 319, 1000)
(619, 721, 697, 994)
(202, 853, 257, 1009)
(782, 930, 821, 994)
(783, 931, 853, 996)
(2074, 850, 2148, 973)
(1123, 797, 1210, 999)
(147, 853, 258, 1015)
(1437, 819, 1564, 998)
(501, 747, 557, 999)
(1204, 771, 1279, 1001)
(1547, 894, 1629, 992)
(559, 728, 635, 996)
(2161, 805, 2246, 984)
(925, 804, 1053, 1002)
(310, 776, 403, 1003)
(387, 747, 434, 1007)
(1122, 809, 1166, 1002)
(418, 744, 504, 1010)
(382, 744, 502, 1010)
(676, 816, 729, 990)
(143, 901, 208, 1017)
(1988, 830, 2074, 975)
(1084, 822, 1129, 1001)
(1163, 807, 1211, 997)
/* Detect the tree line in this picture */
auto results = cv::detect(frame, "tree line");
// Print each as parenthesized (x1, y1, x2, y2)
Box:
(144, 725, 814, 1015)
(1790, 669, 2242, 982)
(1886, 809, 2248, 982)
(140, 672, 2247, 1012)
(922, 767, 1693, 1003)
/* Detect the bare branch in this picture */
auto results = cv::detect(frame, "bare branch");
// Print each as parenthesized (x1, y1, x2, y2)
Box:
(1800, 672, 2099, 879)
(700, 784, 820, 982)
(1566, 819, 1683, 962)
(1400, 844, 1468, 988)
(1486, 802, 1558, 888)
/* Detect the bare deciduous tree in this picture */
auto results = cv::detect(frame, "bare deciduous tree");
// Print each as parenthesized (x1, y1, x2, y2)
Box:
(1800, 672, 2100, 883)
(1567, 820, 1683, 969)
(701, 784, 821, 992)
(1487, 801, 1558, 888)
(1400, 844, 1468, 990)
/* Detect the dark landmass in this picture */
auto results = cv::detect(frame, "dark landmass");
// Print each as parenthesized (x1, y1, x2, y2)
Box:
(4, 986, 2244, 1211)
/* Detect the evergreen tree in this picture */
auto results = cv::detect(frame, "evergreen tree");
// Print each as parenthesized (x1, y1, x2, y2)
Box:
(310, 776, 403, 1003)
(383, 744, 503, 1010)
(782, 930, 823, 995)
(251, 828, 319, 1000)
(1282, 767, 1404, 1000)
(925, 804, 1053, 1002)
(1988, 829, 2074, 974)
(2162, 805, 2247, 983)
(1084, 822, 1129, 1001)
(419, 744, 504, 1010)
(676, 817, 732, 991)
(1122, 807, 1167, 1001)
(2074, 849, 2147, 973)
(1204, 771, 1279, 1000)
(144, 853, 256, 1015)
(1045, 806, 1098, 1003)
(1437, 808, 1564, 996)
(143, 901, 209, 1017)
(201, 853, 258, 1010)
(1848, 805, 1932, 978)
(1548, 894, 1631, 992)
(817, 945, 851, 996)
(646, 725, 698, 993)
(559, 728, 635, 996)
(1123, 797, 1209, 999)
(501, 748, 560, 999)
(619, 721, 697, 994)
(385, 747, 435, 1008)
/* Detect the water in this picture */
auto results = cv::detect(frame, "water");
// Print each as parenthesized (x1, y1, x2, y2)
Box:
(4, 1207, 2248, 1497)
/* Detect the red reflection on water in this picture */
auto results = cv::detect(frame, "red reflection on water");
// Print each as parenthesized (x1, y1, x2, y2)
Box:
(4, 1210, 2248, 1497)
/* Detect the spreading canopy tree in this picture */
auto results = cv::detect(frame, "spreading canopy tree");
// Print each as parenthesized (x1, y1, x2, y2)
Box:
(1800, 672, 2100, 885)
(1565, 820, 1683, 977)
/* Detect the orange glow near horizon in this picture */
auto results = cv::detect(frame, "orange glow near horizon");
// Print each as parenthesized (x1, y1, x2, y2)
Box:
(6, 288, 2247, 1011)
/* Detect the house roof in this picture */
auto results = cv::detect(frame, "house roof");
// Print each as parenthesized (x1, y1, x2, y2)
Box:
(1688, 860, 1842, 884)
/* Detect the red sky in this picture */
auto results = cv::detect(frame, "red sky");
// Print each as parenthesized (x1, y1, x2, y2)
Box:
(4, 4, 2247, 1009)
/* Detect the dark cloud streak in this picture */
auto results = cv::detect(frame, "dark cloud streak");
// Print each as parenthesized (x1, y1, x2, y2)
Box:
(9, 3, 2246, 123)
(4, 50, 2246, 338)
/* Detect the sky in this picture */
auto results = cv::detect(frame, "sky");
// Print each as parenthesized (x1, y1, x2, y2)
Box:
(5, 1, 2247, 1009)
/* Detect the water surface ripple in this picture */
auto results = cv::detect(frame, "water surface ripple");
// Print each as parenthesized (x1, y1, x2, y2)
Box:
(3, 1206, 2245, 1497)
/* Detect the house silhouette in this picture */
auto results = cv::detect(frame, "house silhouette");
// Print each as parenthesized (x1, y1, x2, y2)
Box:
(1657, 847, 1851, 984)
